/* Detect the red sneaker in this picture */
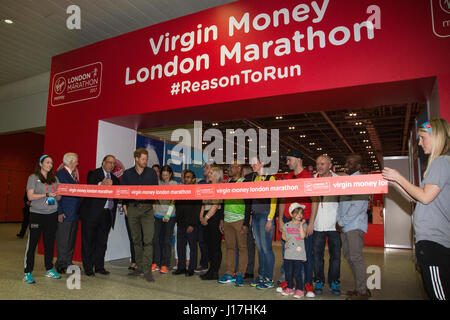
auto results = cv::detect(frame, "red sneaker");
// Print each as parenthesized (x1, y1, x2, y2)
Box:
(305, 283, 316, 298)
(160, 266, 169, 274)
(151, 264, 160, 272)
(276, 281, 287, 293)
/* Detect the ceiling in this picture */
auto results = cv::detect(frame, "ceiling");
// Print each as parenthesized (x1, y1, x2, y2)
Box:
(0, 0, 235, 86)
(196, 102, 426, 173)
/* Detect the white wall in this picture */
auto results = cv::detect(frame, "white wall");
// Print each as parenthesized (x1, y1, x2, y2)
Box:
(96, 120, 136, 261)
(0, 72, 49, 134)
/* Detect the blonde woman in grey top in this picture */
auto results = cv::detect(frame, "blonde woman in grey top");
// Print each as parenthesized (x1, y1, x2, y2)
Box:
(383, 119, 450, 300)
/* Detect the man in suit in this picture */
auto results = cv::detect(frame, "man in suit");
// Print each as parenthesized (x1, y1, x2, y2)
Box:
(55, 152, 81, 274)
(80, 155, 120, 276)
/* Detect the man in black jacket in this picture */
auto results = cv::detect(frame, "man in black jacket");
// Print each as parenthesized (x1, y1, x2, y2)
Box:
(121, 148, 159, 282)
(173, 170, 202, 276)
(80, 155, 120, 276)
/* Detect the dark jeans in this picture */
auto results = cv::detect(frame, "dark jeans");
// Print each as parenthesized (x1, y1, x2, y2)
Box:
(252, 213, 275, 280)
(153, 217, 176, 267)
(284, 259, 305, 290)
(177, 225, 199, 271)
(416, 240, 450, 300)
(24, 212, 58, 273)
(202, 215, 222, 273)
(313, 230, 342, 284)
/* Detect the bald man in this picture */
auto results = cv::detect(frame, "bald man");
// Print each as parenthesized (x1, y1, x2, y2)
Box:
(311, 155, 342, 296)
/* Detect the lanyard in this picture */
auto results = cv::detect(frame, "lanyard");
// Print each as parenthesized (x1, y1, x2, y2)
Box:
(45, 184, 54, 194)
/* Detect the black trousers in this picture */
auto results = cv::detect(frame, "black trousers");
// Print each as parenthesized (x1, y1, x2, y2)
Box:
(153, 217, 176, 267)
(416, 240, 450, 300)
(81, 209, 112, 272)
(24, 212, 58, 273)
(202, 216, 222, 273)
(177, 225, 199, 271)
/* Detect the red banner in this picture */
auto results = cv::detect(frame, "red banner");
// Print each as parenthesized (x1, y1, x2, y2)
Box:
(56, 174, 388, 200)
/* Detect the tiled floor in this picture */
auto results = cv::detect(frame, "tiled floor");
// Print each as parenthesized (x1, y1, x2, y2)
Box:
(0, 223, 427, 300)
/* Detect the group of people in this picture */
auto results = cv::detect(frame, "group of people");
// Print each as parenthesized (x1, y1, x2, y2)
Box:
(22, 118, 449, 300)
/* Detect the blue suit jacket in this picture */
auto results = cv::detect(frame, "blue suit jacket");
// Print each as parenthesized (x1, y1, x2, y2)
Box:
(56, 168, 81, 222)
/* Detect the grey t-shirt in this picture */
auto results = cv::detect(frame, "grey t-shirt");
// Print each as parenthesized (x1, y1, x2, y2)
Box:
(413, 155, 450, 248)
(154, 180, 178, 218)
(283, 222, 307, 261)
(26, 174, 59, 214)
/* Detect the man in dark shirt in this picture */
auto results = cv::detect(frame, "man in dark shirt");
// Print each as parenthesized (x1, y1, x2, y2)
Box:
(122, 148, 159, 282)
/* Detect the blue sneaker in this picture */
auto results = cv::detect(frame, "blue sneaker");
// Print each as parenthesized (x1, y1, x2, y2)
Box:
(218, 273, 235, 284)
(235, 273, 244, 287)
(330, 281, 341, 295)
(314, 281, 324, 295)
(256, 278, 274, 290)
(250, 275, 264, 287)
(23, 273, 35, 284)
(45, 269, 61, 279)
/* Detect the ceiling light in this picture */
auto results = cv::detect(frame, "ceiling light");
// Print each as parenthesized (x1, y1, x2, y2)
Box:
(360, 131, 366, 134)
(299, 134, 306, 138)
(366, 146, 372, 149)
(276, 116, 283, 120)
(289, 126, 295, 130)
(309, 142, 315, 146)
(317, 147, 322, 151)
(4, 19, 13, 24)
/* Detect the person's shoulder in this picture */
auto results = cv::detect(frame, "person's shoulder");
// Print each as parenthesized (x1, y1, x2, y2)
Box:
(285, 172, 295, 179)
(433, 155, 450, 166)
(299, 169, 312, 178)
(123, 167, 135, 175)
(88, 167, 102, 175)
(28, 173, 38, 179)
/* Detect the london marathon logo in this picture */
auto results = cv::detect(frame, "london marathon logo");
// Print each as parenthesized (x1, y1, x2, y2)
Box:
(51, 62, 103, 106)
(431, 0, 450, 37)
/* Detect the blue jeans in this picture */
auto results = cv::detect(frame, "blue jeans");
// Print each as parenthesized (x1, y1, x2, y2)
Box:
(252, 213, 275, 280)
(284, 259, 305, 290)
(281, 217, 314, 285)
(313, 231, 342, 285)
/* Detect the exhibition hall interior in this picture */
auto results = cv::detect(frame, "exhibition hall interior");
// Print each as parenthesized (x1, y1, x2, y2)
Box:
(1, 0, 448, 301)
